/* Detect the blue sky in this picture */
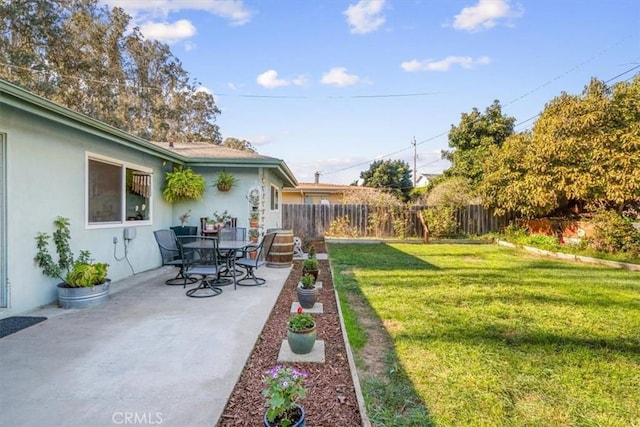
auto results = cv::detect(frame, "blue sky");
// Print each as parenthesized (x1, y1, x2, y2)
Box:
(102, 0, 639, 185)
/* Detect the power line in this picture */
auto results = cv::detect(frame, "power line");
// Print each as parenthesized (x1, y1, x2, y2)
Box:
(324, 63, 640, 179)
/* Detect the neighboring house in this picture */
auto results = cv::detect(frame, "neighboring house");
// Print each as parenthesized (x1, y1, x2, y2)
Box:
(0, 79, 296, 317)
(415, 173, 440, 188)
(282, 172, 367, 204)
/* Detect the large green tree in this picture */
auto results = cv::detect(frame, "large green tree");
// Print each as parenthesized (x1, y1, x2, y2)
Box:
(442, 100, 516, 189)
(359, 159, 413, 201)
(0, 0, 221, 143)
(481, 76, 640, 217)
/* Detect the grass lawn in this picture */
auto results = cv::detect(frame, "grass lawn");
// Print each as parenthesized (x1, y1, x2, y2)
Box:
(328, 243, 640, 427)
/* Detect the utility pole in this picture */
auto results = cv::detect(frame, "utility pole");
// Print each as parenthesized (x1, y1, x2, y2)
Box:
(412, 136, 417, 187)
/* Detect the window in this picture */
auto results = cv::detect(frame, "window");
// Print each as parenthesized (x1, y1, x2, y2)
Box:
(87, 154, 152, 226)
(270, 185, 279, 211)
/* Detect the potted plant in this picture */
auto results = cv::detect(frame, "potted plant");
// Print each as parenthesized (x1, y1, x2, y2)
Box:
(34, 216, 110, 309)
(247, 188, 260, 210)
(301, 258, 319, 282)
(162, 166, 206, 203)
(178, 209, 191, 226)
(214, 170, 237, 192)
(249, 211, 260, 228)
(287, 306, 316, 355)
(262, 365, 308, 427)
(296, 273, 318, 309)
(212, 210, 232, 229)
(249, 228, 260, 243)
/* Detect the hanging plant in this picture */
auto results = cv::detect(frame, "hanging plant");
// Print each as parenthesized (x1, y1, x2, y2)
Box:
(213, 170, 237, 192)
(163, 166, 206, 203)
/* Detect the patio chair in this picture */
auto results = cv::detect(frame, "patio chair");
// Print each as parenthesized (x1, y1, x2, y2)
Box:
(153, 229, 198, 286)
(176, 236, 226, 297)
(235, 232, 277, 286)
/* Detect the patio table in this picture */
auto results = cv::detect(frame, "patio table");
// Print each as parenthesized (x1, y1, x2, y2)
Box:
(183, 239, 252, 292)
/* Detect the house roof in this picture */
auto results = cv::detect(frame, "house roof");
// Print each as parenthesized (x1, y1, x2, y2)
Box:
(147, 141, 297, 187)
(0, 79, 297, 187)
(282, 182, 370, 194)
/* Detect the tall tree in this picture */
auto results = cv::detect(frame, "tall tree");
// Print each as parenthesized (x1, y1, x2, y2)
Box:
(359, 159, 413, 201)
(442, 100, 515, 189)
(480, 76, 640, 217)
(0, 0, 221, 143)
(221, 137, 257, 153)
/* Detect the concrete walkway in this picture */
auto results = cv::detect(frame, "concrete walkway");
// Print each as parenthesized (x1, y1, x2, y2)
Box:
(0, 265, 290, 427)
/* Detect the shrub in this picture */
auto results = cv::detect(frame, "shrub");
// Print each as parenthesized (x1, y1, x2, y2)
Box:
(325, 216, 359, 238)
(422, 206, 459, 238)
(589, 210, 640, 255)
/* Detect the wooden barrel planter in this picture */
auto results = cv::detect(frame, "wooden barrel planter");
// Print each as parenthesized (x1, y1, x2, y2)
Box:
(266, 228, 294, 268)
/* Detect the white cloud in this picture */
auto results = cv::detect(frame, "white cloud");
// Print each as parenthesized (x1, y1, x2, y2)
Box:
(256, 70, 307, 89)
(103, 0, 252, 26)
(452, 0, 522, 32)
(343, 0, 386, 34)
(401, 56, 491, 72)
(139, 19, 196, 43)
(257, 70, 289, 88)
(321, 67, 361, 87)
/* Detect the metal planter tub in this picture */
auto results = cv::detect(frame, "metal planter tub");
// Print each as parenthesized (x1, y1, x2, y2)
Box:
(57, 280, 111, 309)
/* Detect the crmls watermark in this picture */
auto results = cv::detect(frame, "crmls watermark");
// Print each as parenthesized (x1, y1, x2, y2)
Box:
(112, 412, 164, 425)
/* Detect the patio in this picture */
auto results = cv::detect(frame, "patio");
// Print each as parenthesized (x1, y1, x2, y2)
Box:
(0, 264, 290, 426)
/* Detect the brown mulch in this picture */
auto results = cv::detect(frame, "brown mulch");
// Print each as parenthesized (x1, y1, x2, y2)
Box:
(217, 241, 363, 426)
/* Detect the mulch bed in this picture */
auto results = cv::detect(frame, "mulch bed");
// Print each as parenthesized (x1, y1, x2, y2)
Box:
(217, 241, 363, 426)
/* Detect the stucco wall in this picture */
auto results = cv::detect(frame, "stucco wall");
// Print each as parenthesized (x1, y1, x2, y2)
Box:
(3, 105, 172, 315)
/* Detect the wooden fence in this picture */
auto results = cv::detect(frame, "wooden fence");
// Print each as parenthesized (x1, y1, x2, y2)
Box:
(282, 204, 514, 240)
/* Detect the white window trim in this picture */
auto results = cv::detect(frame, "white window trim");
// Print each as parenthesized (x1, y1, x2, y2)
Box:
(85, 152, 153, 229)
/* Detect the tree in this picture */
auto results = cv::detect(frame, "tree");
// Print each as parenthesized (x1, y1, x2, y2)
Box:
(442, 100, 515, 189)
(221, 137, 257, 153)
(0, 0, 221, 143)
(480, 76, 640, 217)
(359, 159, 413, 201)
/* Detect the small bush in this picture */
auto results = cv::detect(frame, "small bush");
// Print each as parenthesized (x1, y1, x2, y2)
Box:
(422, 206, 459, 238)
(326, 216, 359, 238)
(590, 210, 640, 255)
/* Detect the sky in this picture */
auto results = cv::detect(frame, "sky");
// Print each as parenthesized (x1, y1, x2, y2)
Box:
(101, 0, 640, 185)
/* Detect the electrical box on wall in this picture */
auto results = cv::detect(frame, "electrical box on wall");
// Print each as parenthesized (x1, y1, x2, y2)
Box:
(124, 227, 136, 240)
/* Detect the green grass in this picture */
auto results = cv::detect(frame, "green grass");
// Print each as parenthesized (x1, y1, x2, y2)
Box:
(328, 243, 640, 427)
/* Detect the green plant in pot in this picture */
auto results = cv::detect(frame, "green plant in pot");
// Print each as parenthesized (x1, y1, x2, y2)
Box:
(163, 166, 206, 203)
(262, 365, 308, 427)
(34, 216, 110, 308)
(297, 273, 318, 309)
(301, 257, 319, 282)
(287, 306, 317, 355)
(214, 170, 237, 191)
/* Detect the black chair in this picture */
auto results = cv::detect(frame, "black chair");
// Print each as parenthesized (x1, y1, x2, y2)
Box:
(176, 236, 227, 297)
(235, 232, 277, 286)
(153, 229, 198, 286)
(170, 225, 198, 237)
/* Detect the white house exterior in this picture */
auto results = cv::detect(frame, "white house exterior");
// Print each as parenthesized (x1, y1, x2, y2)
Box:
(0, 79, 296, 317)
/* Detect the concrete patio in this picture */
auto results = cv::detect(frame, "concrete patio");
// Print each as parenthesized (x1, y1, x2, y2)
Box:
(0, 264, 291, 427)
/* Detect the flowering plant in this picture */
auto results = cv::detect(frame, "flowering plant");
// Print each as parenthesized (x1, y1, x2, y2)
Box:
(263, 365, 307, 427)
(288, 306, 315, 332)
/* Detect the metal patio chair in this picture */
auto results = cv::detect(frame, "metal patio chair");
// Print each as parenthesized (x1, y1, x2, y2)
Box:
(235, 232, 277, 286)
(153, 229, 198, 286)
